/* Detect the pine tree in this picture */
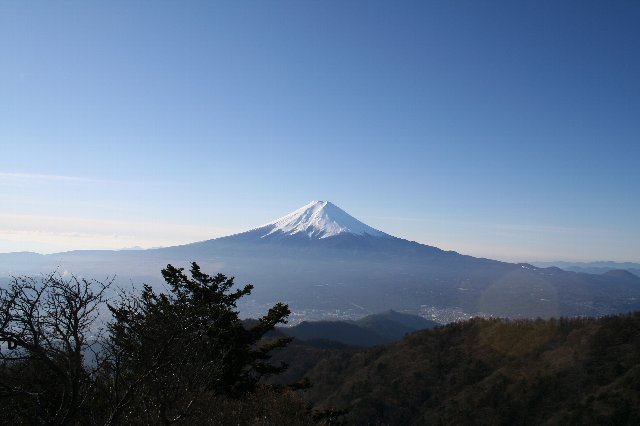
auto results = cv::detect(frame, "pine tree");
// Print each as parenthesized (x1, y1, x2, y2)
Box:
(103, 262, 292, 424)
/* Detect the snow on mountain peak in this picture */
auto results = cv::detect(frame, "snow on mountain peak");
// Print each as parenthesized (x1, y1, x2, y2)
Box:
(255, 200, 389, 239)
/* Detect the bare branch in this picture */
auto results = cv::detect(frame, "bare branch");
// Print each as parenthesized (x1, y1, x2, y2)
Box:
(0, 271, 113, 425)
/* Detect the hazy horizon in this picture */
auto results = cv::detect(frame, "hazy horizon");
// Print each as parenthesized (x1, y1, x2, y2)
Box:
(1, 198, 637, 265)
(2, 2, 639, 263)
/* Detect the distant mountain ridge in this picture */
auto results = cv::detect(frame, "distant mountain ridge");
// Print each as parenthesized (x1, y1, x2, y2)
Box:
(533, 261, 640, 278)
(280, 310, 438, 347)
(1, 201, 640, 322)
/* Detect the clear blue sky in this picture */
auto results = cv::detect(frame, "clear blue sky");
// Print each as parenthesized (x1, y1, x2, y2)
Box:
(1, 1, 639, 262)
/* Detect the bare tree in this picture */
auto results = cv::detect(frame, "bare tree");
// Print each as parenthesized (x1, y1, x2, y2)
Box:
(0, 272, 111, 425)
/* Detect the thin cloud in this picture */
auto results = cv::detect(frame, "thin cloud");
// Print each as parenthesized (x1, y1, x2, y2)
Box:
(479, 223, 615, 237)
(0, 172, 97, 183)
(362, 215, 427, 222)
(0, 213, 236, 254)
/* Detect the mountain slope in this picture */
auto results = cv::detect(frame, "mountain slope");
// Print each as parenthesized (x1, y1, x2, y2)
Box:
(355, 310, 438, 342)
(277, 313, 640, 425)
(280, 310, 438, 347)
(1, 201, 639, 322)
(533, 261, 640, 278)
(250, 200, 390, 240)
(210, 200, 402, 250)
(281, 321, 387, 347)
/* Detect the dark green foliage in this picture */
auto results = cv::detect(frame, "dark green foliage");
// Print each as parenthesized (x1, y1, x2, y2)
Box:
(0, 264, 309, 425)
(280, 310, 437, 348)
(282, 321, 387, 347)
(3, 262, 640, 425)
(279, 313, 640, 425)
(190, 386, 315, 426)
(103, 262, 293, 424)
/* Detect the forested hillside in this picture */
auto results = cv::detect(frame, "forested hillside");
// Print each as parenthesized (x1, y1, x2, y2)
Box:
(277, 313, 640, 425)
(279, 310, 438, 347)
(2, 264, 639, 425)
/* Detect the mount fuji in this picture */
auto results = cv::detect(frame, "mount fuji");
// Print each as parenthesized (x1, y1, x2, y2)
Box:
(209, 200, 394, 250)
(204, 200, 449, 257)
(245, 200, 390, 240)
(1, 201, 640, 323)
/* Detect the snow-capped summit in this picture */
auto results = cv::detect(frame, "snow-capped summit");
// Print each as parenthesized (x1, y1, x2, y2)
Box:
(250, 200, 390, 240)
